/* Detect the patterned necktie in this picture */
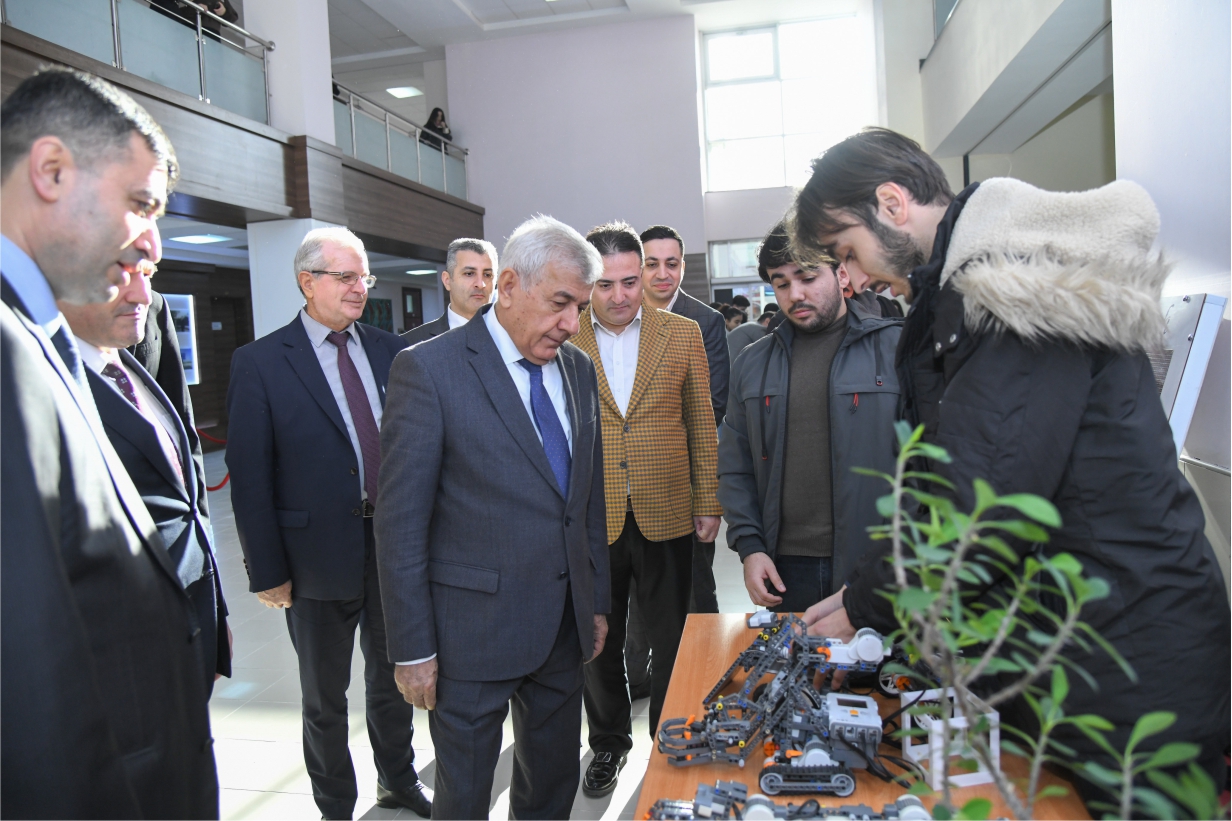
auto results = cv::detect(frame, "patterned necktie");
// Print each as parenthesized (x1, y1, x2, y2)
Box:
(517, 359, 571, 495)
(326, 331, 381, 503)
(101, 361, 186, 487)
(50, 323, 88, 394)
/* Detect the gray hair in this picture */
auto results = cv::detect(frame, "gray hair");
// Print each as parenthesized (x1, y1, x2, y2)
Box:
(501, 215, 603, 291)
(445, 238, 498, 276)
(293, 227, 367, 295)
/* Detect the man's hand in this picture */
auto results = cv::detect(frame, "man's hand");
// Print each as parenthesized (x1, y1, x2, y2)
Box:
(588, 615, 608, 661)
(256, 580, 292, 609)
(806, 606, 856, 643)
(215, 624, 234, 681)
(802, 586, 846, 628)
(694, 516, 721, 543)
(743, 553, 785, 607)
(395, 658, 438, 710)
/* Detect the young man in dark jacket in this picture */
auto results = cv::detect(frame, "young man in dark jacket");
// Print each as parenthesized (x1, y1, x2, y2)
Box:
(788, 127, 1230, 808)
(718, 223, 903, 611)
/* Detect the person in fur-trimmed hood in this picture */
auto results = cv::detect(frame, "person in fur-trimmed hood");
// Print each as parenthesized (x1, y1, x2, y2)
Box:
(786, 128, 1230, 808)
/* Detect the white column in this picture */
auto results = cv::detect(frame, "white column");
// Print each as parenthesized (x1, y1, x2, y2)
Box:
(247, 219, 342, 340)
(244, 0, 336, 144)
(1112, 0, 1230, 296)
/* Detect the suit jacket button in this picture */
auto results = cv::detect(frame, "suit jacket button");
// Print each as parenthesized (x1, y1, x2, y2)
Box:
(352, 508, 361, 516)
(558, 571, 568, 579)
(188, 627, 201, 643)
(623, 424, 630, 433)
(619, 460, 627, 468)
(564, 516, 572, 526)
(350, 467, 358, 475)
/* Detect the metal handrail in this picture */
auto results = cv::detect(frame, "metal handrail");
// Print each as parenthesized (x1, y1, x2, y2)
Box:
(332, 78, 466, 154)
(1180, 454, 1232, 477)
(176, 0, 275, 50)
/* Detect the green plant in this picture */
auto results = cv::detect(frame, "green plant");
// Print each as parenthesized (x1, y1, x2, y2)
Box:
(859, 422, 1150, 819)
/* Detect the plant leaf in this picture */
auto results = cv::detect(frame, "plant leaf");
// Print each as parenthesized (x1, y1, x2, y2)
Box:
(1050, 666, 1069, 708)
(907, 780, 935, 797)
(896, 588, 938, 614)
(1137, 741, 1200, 773)
(956, 798, 992, 820)
(996, 493, 1061, 527)
(1128, 712, 1176, 753)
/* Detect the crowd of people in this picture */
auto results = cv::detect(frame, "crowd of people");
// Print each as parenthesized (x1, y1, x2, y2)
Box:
(1, 65, 1228, 821)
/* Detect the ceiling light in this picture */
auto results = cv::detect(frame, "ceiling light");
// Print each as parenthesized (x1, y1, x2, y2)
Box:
(386, 86, 423, 99)
(405, 269, 437, 275)
(169, 234, 229, 244)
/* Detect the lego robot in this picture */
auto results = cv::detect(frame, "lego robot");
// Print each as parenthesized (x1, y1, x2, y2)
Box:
(643, 779, 933, 820)
(657, 613, 896, 798)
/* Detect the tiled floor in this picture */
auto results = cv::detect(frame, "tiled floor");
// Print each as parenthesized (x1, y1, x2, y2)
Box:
(204, 451, 756, 820)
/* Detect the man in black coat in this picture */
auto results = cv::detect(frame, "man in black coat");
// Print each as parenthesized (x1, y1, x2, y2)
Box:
(791, 128, 1231, 810)
(401, 237, 496, 344)
(1, 67, 217, 819)
(227, 227, 429, 820)
(61, 269, 231, 696)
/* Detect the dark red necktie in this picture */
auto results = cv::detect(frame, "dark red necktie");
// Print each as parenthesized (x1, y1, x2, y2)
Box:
(101, 361, 185, 487)
(326, 331, 381, 503)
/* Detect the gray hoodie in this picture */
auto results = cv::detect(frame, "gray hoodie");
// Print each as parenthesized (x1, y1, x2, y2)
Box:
(719, 298, 903, 585)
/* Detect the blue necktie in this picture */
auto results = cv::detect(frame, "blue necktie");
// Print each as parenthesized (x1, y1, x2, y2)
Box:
(518, 359, 571, 495)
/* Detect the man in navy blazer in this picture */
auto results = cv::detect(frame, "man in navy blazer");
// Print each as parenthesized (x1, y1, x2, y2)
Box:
(226, 228, 429, 820)
(60, 267, 231, 696)
(376, 216, 610, 820)
(1, 67, 216, 819)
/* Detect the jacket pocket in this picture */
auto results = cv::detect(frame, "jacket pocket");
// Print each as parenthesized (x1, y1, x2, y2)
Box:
(428, 559, 500, 594)
(276, 509, 309, 528)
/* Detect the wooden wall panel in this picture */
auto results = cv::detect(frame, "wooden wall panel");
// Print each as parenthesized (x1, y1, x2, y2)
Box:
(342, 162, 484, 250)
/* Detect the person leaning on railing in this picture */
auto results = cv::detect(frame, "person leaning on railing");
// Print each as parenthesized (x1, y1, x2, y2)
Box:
(149, 0, 239, 37)
(420, 106, 452, 150)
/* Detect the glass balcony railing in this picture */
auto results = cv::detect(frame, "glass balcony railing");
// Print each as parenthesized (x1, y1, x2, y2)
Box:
(3, 0, 272, 125)
(333, 81, 469, 201)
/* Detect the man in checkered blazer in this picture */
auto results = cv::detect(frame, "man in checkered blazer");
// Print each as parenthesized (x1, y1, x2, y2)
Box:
(572, 221, 721, 798)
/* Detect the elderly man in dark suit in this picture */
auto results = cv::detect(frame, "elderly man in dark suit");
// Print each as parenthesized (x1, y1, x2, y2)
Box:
(227, 227, 428, 820)
(1, 67, 216, 819)
(402, 237, 496, 344)
(376, 215, 610, 820)
(60, 266, 231, 696)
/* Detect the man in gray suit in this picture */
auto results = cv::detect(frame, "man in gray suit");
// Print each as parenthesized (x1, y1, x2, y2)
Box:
(376, 215, 610, 820)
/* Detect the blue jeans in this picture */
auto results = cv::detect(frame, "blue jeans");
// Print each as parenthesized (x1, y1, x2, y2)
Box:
(768, 554, 834, 613)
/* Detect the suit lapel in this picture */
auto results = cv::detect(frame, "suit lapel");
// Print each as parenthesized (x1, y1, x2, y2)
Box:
(123, 349, 195, 504)
(88, 367, 187, 498)
(282, 318, 350, 442)
(465, 313, 565, 498)
(556, 345, 583, 501)
(355, 323, 392, 407)
(626, 305, 669, 417)
(573, 310, 621, 418)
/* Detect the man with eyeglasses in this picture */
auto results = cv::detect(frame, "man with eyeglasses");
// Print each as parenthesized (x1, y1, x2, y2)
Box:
(226, 227, 430, 820)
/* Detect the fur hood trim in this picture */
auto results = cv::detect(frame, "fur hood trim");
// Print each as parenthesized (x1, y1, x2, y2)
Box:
(942, 178, 1169, 352)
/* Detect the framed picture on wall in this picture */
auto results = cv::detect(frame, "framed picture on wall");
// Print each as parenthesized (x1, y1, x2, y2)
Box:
(163, 293, 200, 386)
(359, 298, 393, 332)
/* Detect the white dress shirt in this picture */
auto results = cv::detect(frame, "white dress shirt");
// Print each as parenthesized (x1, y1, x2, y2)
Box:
(397, 304, 574, 667)
(664, 288, 681, 312)
(77, 340, 185, 477)
(299, 309, 383, 500)
(592, 308, 642, 416)
(484, 303, 573, 452)
(446, 305, 469, 329)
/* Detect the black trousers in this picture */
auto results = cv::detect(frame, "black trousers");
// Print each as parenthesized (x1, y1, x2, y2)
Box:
(429, 593, 583, 820)
(585, 512, 692, 752)
(690, 537, 720, 613)
(767, 554, 834, 613)
(285, 520, 417, 820)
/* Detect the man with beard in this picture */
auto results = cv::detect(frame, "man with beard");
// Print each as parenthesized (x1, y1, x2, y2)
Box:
(402, 238, 497, 343)
(789, 127, 1230, 810)
(718, 222, 902, 613)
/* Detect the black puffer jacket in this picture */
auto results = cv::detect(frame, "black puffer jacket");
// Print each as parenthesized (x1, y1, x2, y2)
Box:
(843, 179, 1230, 773)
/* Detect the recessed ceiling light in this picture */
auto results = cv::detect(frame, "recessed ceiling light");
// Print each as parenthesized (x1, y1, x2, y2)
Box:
(386, 86, 423, 99)
(405, 269, 437, 275)
(169, 234, 229, 244)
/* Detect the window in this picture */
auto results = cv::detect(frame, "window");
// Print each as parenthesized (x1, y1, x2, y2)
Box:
(710, 240, 775, 317)
(703, 15, 879, 191)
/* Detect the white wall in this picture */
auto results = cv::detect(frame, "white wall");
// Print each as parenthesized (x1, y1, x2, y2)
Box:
(877, 0, 934, 145)
(445, 16, 706, 252)
(244, 0, 335, 143)
(704, 187, 795, 244)
(246, 219, 338, 339)
(422, 60, 449, 126)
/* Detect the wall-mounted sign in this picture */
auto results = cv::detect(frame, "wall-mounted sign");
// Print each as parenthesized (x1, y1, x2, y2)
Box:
(163, 293, 200, 386)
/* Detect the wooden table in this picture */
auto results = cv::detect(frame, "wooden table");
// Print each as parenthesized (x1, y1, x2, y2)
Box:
(634, 614, 1090, 820)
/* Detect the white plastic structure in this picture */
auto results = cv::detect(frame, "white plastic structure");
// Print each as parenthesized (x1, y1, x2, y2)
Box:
(900, 687, 1000, 790)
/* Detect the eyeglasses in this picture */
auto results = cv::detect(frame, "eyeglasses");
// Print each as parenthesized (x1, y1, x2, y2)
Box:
(310, 270, 377, 288)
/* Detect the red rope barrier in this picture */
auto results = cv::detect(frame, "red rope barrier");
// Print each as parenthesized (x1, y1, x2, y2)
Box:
(197, 428, 229, 490)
